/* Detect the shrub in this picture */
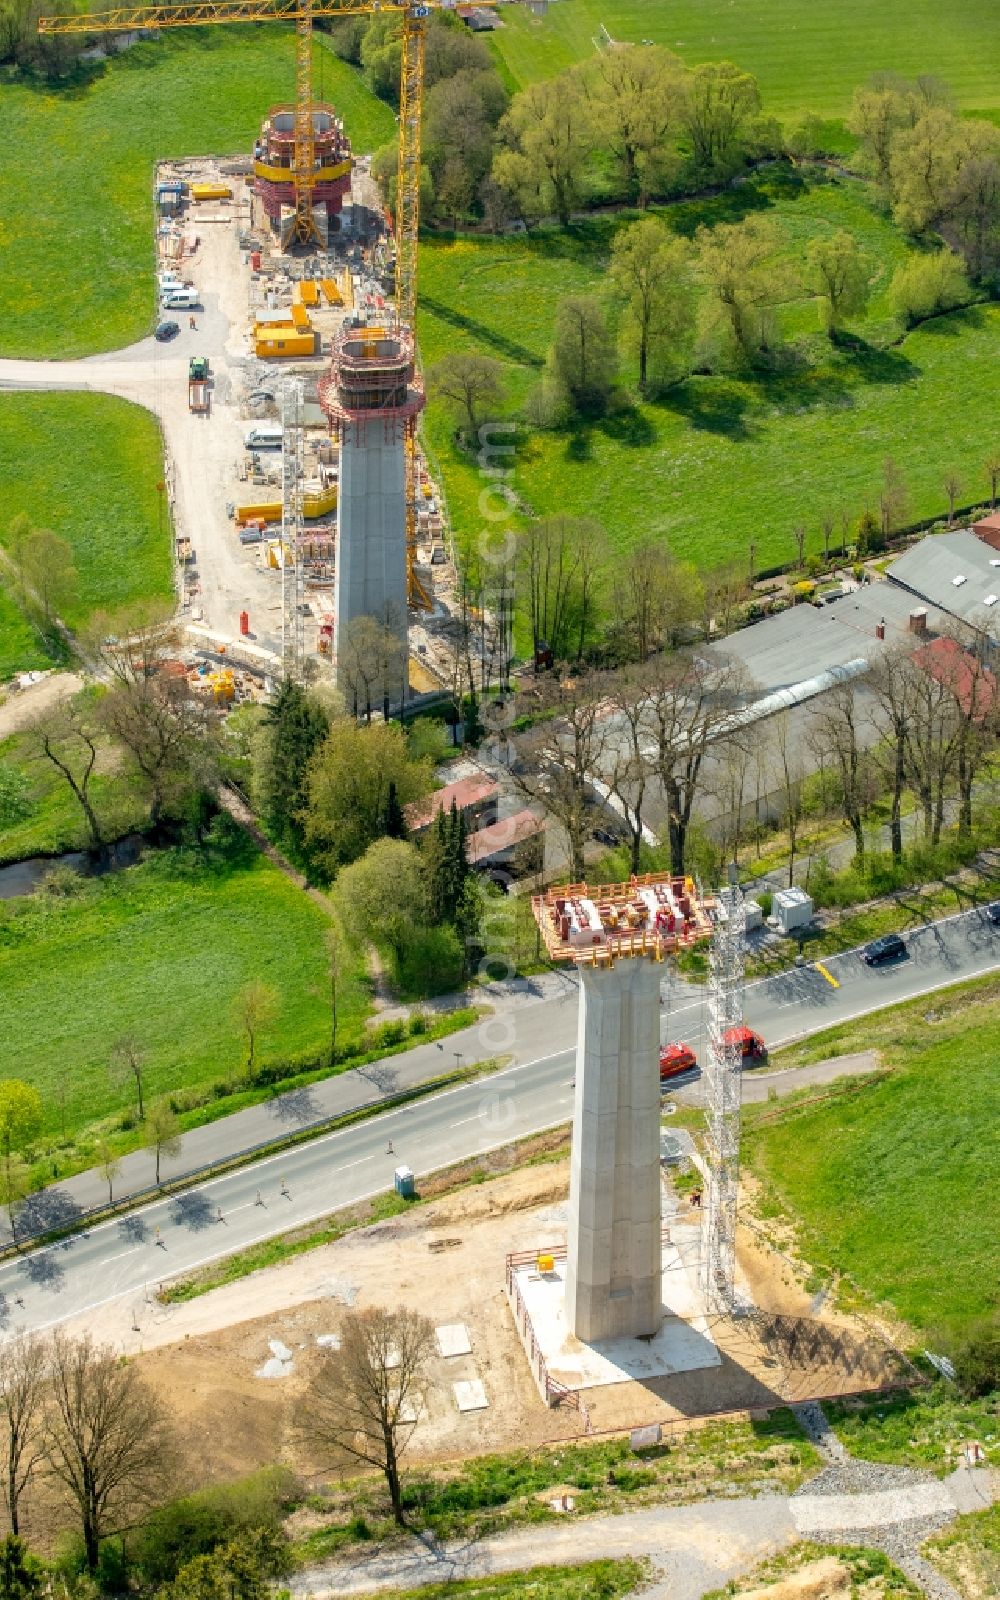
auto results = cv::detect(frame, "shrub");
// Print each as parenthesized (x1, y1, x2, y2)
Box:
(409, 1010, 428, 1036)
(394, 923, 465, 998)
(133, 1466, 298, 1584)
(946, 1313, 1000, 1399)
(756, 890, 773, 918)
(889, 250, 972, 326)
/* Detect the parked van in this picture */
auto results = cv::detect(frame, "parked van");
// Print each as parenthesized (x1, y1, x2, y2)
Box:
(162, 287, 200, 310)
(244, 423, 283, 450)
(158, 271, 183, 292)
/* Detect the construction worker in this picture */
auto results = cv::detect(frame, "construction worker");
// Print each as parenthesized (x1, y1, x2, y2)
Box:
(188, 315, 196, 330)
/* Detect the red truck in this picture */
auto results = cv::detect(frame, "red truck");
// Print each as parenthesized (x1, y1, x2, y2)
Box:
(660, 1042, 697, 1080)
(723, 1026, 767, 1063)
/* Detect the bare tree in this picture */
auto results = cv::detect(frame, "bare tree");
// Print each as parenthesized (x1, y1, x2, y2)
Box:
(43, 1331, 175, 1569)
(511, 672, 607, 880)
(870, 648, 915, 860)
(942, 468, 962, 526)
(793, 523, 806, 570)
(143, 1100, 182, 1186)
(233, 981, 279, 1076)
(879, 456, 909, 542)
(601, 668, 653, 874)
(428, 352, 505, 437)
(820, 508, 835, 564)
(95, 1140, 121, 1207)
(771, 711, 806, 886)
(644, 652, 746, 875)
(109, 1034, 146, 1122)
(985, 452, 1000, 508)
(304, 1306, 434, 1525)
(521, 516, 607, 663)
(0, 1332, 47, 1536)
(612, 541, 702, 661)
(808, 681, 874, 862)
(24, 697, 105, 854)
(902, 659, 961, 843)
(702, 560, 749, 640)
(931, 626, 998, 834)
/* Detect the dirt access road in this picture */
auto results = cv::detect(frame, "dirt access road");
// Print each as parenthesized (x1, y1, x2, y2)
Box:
(0, 219, 279, 651)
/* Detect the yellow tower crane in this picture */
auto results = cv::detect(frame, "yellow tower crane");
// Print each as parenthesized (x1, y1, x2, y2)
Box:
(39, 0, 498, 610)
(38, 0, 495, 320)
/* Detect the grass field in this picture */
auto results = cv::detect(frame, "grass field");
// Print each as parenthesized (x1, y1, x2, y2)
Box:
(0, 727, 150, 865)
(0, 824, 370, 1144)
(746, 974, 1000, 1335)
(0, 31, 394, 357)
(0, 391, 172, 654)
(420, 167, 1000, 574)
(924, 1503, 1000, 1598)
(490, 0, 1000, 118)
(0, 593, 49, 681)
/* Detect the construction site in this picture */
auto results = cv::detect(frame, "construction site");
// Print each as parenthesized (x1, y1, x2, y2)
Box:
(37, 0, 480, 700)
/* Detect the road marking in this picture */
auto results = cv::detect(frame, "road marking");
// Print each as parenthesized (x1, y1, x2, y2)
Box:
(814, 962, 840, 988)
(101, 1247, 142, 1265)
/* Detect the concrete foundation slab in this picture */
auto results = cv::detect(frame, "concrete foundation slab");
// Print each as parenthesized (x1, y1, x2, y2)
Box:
(453, 1379, 488, 1413)
(435, 1322, 472, 1358)
(511, 1232, 721, 1394)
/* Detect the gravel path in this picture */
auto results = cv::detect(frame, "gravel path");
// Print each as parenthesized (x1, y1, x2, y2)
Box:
(290, 1455, 997, 1600)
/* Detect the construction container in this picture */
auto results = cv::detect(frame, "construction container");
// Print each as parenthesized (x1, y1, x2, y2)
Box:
(298, 279, 320, 306)
(393, 1166, 415, 1199)
(320, 277, 342, 305)
(190, 183, 232, 202)
(291, 303, 311, 331)
(254, 328, 317, 359)
(773, 887, 813, 934)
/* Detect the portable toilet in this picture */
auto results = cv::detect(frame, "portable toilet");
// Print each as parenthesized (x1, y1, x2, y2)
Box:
(394, 1165, 415, 1199)
(773, 886, 813, 934)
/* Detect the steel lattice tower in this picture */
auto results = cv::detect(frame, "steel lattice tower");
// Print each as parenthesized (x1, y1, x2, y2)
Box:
(281, 378, 305, 679)
(702, 881, 747, 1314)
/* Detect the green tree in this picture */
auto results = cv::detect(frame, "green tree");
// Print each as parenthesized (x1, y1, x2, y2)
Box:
(696, 214, 791, 366)
(680, 60, 760, 177)
(423, 801, 469, 926)
(428, 352, 506, 437)
(847, 82, 909, 191)
(18, 527, 77, 632)
(0, 1535, 41, 1600)
(609, 219, 694, 389)
(889, 250, 971, 325)
(303, 720, 432, 875)
(255, 681, 331, 859)
(334, 839, 427, 961)
(166, 1528, 290, 1600)
(549, 294, 617, 415)
(806, 229, 871, 332)
(889, 107, 969, 232)
(0, 1082, 42, 1230)
(232, 980, 279, 1077)
(144, 1100, 182, 1187)
(582, 43, 680, 202)
(494, 76, 593, 225)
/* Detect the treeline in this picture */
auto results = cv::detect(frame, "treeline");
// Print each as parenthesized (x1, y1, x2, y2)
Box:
(0, 0, 83, 72)
(333, 16, 772, 228)
(250, 682, 483, 994)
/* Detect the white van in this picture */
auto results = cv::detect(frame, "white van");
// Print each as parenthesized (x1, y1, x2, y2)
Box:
(244, 423, 283, 450)
(162, 287, 200, 310)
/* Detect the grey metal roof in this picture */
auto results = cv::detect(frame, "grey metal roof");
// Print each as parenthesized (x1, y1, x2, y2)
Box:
(886, 530, 1000, 630)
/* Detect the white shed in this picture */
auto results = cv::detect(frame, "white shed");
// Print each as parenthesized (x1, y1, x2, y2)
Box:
(773, 886, 813, 934)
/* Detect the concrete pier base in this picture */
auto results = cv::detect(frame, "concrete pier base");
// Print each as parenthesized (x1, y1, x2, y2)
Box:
(565, 959, 663, 1342)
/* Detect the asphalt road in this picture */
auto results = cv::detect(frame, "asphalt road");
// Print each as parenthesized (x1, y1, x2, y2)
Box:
(1, 906, 996, 1339)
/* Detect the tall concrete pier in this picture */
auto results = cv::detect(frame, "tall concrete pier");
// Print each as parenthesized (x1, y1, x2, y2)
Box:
(318, 325, 424, 680)
(565, 957, 663, 1341)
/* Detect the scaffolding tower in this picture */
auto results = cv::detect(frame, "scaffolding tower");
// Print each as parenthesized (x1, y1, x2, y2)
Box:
(281, 377, 306, 679)
(702, 880, 747, 1314)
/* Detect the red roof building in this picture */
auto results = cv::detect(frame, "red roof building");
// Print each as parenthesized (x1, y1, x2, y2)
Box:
(404, 773, 498, 833)
(914, 635, 997, 721)
(467, 808, 544, 867)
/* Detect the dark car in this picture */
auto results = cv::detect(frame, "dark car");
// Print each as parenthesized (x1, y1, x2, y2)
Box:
(986, 901, 1000, 927)
(155, 320, 180, 342)
(863, 932, 906, 966)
